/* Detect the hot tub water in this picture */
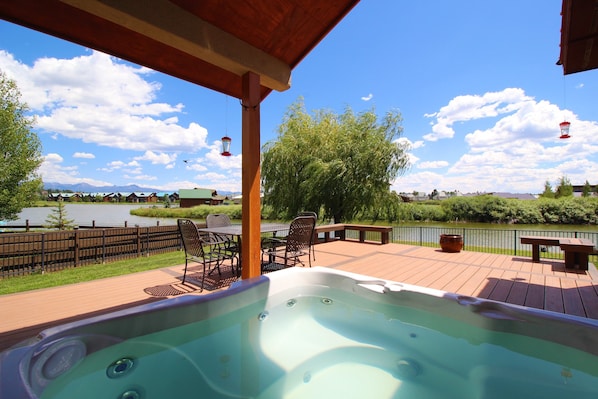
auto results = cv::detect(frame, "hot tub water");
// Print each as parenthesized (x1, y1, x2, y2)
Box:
(3, 268, 598, 399)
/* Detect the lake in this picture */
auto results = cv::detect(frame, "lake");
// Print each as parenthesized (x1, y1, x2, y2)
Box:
(3, 205, 596, 232)
(3, 204, 176, 228)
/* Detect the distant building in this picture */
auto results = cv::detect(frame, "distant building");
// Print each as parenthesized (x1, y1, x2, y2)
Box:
(179, 188, 223, 207)
(47, 192, 82, 202)
(572, 184, 597, 197)
(126, 192, 158, 203)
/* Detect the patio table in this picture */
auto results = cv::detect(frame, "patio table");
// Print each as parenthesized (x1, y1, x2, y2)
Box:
(197, 223, 290, 270)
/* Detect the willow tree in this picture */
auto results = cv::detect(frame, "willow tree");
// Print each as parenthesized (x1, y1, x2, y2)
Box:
(261, 100, 409, 223)
(0, 71, 43, 221)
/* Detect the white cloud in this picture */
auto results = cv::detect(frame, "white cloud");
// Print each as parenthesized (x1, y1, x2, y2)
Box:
(39, 153, 111, 186)
(99, 160, 140, 172)
(73, 152, 95, 159)
(0, 50, 209, 153)
(399, 88, 598, 194)
(423, 88, 533, 141)
(361, 93, 373, 101)
(134, 150, 177, 165)
(418, 161, 449, 169)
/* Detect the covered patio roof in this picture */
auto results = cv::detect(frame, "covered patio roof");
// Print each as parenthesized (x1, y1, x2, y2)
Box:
(0, 0, 359, 100)
(558, 0, 598, 74)
(0, 0, 360, 278)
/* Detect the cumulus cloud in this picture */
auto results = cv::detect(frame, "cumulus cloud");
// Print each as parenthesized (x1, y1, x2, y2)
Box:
(395, 87, 598, 194)
(423, 88, 533, 141)
(0, 50, 209, 152)
(39, 153, 111, 186)
(73, 152, 95, 159)
(361, 93, 373, 101)
(134, 150, 177, 165)
(99, 160, 140, 172)
(418, 161, 449, 169)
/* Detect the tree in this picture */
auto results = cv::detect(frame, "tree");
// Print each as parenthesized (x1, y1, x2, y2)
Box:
(0, 70, 43, 220)
(582, 180, 592, 197)
(555, 175, 573, 198)
(261, 100, 410, 223)
(540, 180, 554, 198)
(45, 201, 75, 230)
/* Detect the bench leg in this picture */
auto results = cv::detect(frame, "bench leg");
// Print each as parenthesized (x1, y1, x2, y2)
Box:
(381, 232, 389, 245)
(531, 245, 540, 262)
(564, 251, 589, 270)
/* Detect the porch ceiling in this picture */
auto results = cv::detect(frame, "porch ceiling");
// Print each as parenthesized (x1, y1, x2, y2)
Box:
(0, 0, 360, 99)
(559, 0, 598, 74)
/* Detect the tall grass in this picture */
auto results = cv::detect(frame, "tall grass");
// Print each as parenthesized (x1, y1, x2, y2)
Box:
(131, 204, 242, 220)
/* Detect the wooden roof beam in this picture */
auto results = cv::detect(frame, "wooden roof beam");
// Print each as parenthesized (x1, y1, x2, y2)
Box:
(60, 0, 292, 92)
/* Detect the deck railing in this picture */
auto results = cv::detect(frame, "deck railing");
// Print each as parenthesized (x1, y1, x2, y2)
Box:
(2, 224, 596, 278)
(392, 226, 598, 260)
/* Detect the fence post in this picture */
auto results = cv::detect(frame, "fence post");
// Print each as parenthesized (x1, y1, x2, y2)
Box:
(102, 229, 106, 264)
(74, 229, 80, 267)
(41, 233, 45, 274)
(136, 226, 141, 257)
(146, 227, 150, 257)
(514, 230, 517, 256)
(26, 219, 30, 232)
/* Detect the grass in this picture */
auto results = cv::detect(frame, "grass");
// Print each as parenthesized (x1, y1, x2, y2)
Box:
(0, 250, 185, 295)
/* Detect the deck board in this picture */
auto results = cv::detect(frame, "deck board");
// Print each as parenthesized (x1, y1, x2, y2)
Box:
(1, 241, 597, 352)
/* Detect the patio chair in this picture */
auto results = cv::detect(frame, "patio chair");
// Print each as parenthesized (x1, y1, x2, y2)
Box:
(297, 211, 318, 261)
(261, 215, 316, 273)
(206, 213, 240, 272)
(178, 218, 236, 290)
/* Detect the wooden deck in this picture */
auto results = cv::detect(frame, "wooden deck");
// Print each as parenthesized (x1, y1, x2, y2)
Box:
(1, 241, 597, 351)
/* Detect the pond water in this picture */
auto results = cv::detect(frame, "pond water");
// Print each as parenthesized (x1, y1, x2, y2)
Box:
(3, 204, 176, 228)
(3, 206, 596, 232)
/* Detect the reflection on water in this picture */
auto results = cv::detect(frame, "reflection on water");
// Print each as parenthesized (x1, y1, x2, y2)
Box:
(5, 204, 177, 227)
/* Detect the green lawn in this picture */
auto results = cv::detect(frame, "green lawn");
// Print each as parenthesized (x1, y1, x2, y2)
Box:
(0, 251, 185, 295)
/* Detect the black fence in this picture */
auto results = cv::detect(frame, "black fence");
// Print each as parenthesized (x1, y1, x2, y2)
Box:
(392, 226, 598, 260)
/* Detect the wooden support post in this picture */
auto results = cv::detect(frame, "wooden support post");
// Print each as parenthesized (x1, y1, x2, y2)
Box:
(241, 71, 262, 279)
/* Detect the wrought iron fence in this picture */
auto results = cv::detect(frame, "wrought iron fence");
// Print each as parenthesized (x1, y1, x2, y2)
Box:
(391, 226, 598, 260)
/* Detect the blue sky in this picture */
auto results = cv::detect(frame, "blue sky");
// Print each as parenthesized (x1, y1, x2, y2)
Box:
(1, 1, 597, 195)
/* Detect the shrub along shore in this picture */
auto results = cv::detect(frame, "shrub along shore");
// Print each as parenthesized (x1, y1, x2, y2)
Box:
(131, 196, 598, 225)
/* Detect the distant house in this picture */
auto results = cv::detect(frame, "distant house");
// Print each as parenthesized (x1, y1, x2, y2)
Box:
(179, 188, 222, 207)
(86, 192, 116, 202)
(47, 192, 82, 202)
(126, 192, 157, 203)
(572, 184, 597, 197)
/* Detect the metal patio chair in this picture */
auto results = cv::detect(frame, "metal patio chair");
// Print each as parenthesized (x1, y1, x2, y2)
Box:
(178, 218, 236, 290)
(261, 215, 316, 273)
(297, 211, 318, 261)
(206, 213, 240, 272)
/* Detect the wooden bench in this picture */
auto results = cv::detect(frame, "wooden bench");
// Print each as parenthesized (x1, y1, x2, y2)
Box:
(314, 224, 392, 245)
(520, 236, 596, 270)
(559, 238, 596, 271)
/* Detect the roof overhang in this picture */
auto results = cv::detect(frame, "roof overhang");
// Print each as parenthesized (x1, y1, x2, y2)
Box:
(0, 0, 360, 99)
(558, 0, 598, 74)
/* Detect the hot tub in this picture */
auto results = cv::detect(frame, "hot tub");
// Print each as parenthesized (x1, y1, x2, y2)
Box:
(2, 267, 598, 398)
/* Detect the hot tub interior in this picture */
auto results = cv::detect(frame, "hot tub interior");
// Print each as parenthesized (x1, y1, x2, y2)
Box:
(2, 267, 598, 399)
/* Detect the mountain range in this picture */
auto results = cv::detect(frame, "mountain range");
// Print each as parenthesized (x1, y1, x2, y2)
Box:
(44, 182, 171, 193)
